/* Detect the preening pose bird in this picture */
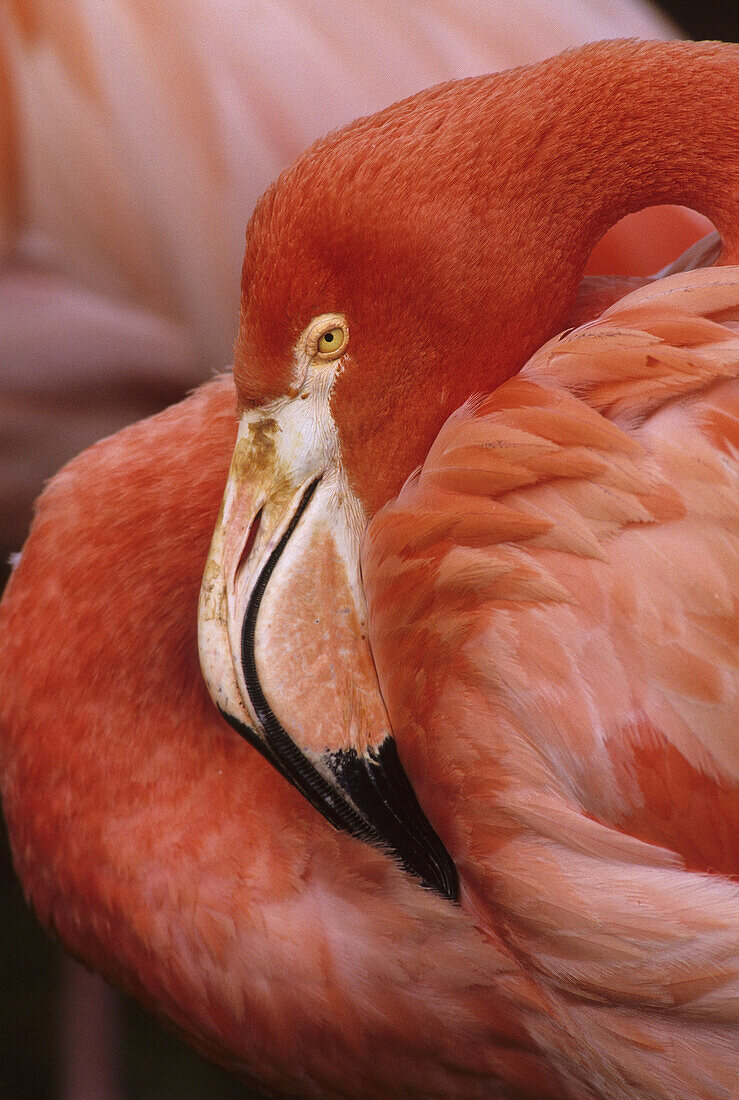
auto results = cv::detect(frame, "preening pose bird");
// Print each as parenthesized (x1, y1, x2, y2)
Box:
(1, 39, 738, 1098)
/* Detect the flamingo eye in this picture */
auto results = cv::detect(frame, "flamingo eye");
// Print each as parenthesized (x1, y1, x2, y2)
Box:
(304, 314, 349, 361)
(317, 327, 346, 355)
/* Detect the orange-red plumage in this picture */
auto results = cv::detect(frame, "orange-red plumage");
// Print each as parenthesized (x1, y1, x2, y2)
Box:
(235, 40, 737, 513)
(1, 39, 738, 1098)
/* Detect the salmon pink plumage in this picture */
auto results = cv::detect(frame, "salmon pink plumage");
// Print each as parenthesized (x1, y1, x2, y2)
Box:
(1, 37, 738, 1099)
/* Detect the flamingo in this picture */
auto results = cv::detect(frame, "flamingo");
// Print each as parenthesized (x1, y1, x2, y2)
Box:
(1, 37, 737, 1098)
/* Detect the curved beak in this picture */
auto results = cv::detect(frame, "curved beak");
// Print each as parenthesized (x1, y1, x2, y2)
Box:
(198, 402, 458, 901)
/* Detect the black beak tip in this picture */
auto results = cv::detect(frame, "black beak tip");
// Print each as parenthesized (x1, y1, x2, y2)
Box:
(328, 739, 459, 903)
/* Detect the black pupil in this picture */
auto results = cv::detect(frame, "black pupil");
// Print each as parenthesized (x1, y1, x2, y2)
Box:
(324, 332, 334, 343)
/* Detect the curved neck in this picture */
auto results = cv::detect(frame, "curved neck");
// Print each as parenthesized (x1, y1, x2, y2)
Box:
(469, 40, 738, 374)
(541, 41, 737, 255)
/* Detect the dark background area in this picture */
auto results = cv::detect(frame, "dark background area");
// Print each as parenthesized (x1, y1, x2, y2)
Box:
(1, 2, 736, 1097)
(661, 0, 737, 40)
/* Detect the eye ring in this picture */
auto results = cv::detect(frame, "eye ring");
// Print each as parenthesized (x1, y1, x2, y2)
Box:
(305, 313, 349, 361)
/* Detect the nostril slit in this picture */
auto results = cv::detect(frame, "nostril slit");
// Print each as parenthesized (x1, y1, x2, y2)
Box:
(237, 508, 263, 576)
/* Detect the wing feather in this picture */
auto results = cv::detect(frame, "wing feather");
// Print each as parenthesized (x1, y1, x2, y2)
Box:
(364, 269, 739, 1028)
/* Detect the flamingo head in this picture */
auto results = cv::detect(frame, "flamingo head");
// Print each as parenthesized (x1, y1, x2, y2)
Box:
(196, 49, 637, 900)
(198, 88, 536, 900)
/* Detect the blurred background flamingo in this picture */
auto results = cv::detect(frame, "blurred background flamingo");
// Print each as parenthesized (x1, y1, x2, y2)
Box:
(0, 1, 736, 1097)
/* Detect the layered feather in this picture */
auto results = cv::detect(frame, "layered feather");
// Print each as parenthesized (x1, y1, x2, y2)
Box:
(364, 267, 739, 1093)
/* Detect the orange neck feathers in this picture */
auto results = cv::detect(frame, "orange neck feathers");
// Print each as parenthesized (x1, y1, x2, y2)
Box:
(234, 39, 738, 514)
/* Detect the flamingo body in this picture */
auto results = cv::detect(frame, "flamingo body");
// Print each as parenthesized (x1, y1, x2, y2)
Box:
(0, 374, 570, 1099)
(1, 38, 738, 1098)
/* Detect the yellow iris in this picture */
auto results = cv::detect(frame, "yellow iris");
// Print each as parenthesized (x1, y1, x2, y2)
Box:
(303, 313, 349, 361)
(317, 326, 347, 356)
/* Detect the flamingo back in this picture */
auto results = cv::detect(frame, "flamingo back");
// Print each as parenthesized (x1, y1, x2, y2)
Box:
(363, 268, 739, 1086)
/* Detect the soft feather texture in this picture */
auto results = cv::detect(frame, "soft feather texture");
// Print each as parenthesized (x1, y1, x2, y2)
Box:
(2, 268, 736, 1100)
(0, 376, 572, 1099)
(0, 37, 737, 1100)
(235, 40, 737, 514)
(364, 267, 739, 1094)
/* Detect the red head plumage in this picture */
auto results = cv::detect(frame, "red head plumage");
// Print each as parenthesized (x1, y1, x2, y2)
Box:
(234, 40, 738, 513)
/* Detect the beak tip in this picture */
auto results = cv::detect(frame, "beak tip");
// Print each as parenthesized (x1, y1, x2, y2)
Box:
(327, 738, 459, 903)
